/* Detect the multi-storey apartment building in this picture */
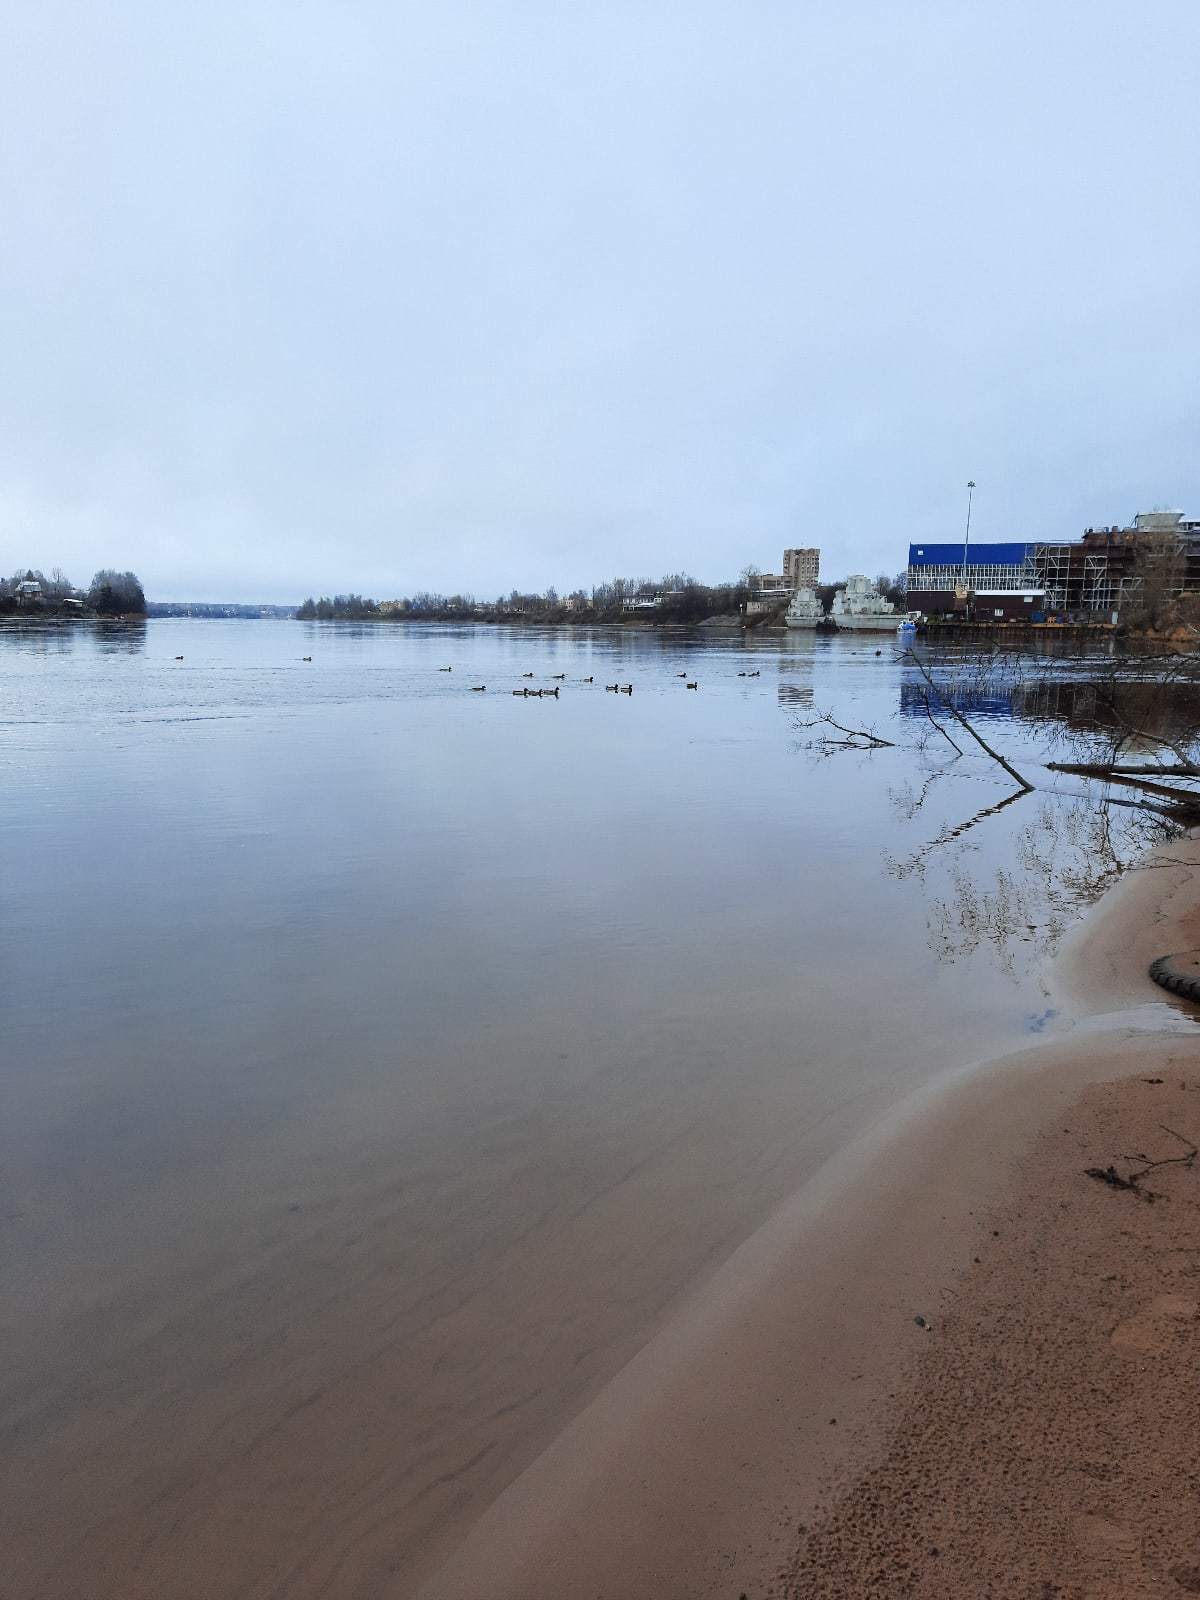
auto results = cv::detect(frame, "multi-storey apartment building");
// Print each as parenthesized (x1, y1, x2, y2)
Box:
(782, 548, 820, 588)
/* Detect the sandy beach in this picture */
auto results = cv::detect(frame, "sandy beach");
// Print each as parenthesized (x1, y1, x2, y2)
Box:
(417, 836, 1200, 1599)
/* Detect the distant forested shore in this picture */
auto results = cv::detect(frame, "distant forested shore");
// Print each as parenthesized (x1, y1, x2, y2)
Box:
(298, 574, 771, 627)
(1, 567, 146, 617)
(295, 571, 907, 629)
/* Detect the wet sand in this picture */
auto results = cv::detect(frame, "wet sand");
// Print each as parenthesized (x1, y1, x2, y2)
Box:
(417, 837, 1200, 1599)
(783, 1068, 1200, 1598)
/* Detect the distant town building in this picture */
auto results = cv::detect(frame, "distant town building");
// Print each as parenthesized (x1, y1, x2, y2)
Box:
(782, 548, 820, 588)
(745, 549, 821, 604)
(751, 573, 792, 597)
(15, 578, 42, 604)
(973, 589, 1047, 621)
(623, 585, 664, 611)
(906, 542, 1035, 615)
(906, 511, 1200, 621)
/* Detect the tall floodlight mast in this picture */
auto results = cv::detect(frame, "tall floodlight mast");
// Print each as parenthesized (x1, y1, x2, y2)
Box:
(960, 480, 976, 619)
(961, 480, 976, 586)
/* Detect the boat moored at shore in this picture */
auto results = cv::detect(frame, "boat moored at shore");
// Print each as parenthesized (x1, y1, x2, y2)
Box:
(785, 586, 824, 628)
(831, 574, 900, 631)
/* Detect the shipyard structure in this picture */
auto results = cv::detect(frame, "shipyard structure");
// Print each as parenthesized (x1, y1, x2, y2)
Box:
(907, 510, 1200, 624)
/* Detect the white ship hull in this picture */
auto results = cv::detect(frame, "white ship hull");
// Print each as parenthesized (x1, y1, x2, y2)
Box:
(785, 615, 821, 629)
(833, 613, 901, 632)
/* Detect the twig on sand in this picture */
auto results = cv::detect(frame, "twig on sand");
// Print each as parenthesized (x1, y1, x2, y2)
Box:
(1085, 1124, 1198, 1201)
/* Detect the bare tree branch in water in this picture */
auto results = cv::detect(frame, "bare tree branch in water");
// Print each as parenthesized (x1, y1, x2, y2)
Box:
(1032, 649, 1200, 822)
(799, 710, 896, 749)
(799, 639, 1197, 981)
(1050, 768, 1200, 811)
(1098, 793, 1199, 825)
(904, 651, 1034, 792)
(915, 686, 964, 755)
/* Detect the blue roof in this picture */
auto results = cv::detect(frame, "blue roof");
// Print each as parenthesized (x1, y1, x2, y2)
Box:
(908, 542, 1031, 568)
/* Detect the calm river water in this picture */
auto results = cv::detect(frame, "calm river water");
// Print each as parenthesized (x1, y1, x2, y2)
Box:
(0, 618, 1154, 1597)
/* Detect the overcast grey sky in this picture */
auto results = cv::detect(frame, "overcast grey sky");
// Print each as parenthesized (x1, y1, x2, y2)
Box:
(2, 2, 1197, 602)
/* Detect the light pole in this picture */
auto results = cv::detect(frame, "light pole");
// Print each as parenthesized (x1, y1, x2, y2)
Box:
(960, 480, 976, 621)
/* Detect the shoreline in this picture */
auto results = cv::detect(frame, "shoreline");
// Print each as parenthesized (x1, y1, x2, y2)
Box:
(415, 836, 1200, 1599)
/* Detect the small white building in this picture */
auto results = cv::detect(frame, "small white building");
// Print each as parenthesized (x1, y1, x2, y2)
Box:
(751, 573, 792, 598)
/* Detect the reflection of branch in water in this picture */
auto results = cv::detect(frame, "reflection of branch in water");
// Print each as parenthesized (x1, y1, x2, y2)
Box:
(923, 796, 1180, 983)
(885, 787, 1030, 881)
(929, 865, 1045, 979)
(888, 767, 946, 823)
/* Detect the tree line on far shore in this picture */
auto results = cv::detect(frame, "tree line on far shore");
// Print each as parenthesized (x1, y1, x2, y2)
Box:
(296, 570, 909, 625)
(0, 567, 147, 616)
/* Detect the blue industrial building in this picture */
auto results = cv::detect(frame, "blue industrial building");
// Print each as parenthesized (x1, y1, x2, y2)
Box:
(907, 510, 1200, 620)
(907, 541, 1041, 617)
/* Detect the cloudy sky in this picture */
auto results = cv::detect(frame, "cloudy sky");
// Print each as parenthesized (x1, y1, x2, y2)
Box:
(2, 2, 1197, 602)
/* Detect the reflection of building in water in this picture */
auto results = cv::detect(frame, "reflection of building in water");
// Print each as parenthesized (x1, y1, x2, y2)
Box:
(777, 683, 815, 707)
(831, 574, 898, 630)
(898, 674, 1200, 741)
(907, 510, 1200, 622)
(898, 681, 1015, 723)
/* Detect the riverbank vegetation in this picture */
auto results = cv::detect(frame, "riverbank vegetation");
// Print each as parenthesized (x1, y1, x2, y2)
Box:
(0, 567, 146, 617)
(297, 573, 751, 625)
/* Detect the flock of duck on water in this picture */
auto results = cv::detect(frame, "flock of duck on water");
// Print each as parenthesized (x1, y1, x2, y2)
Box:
(431, 665, 765, 694)
(168, 656, 769, 695)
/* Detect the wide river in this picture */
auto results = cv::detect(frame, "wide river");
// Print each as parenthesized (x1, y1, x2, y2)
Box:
(0, 618, 1155, 1597)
